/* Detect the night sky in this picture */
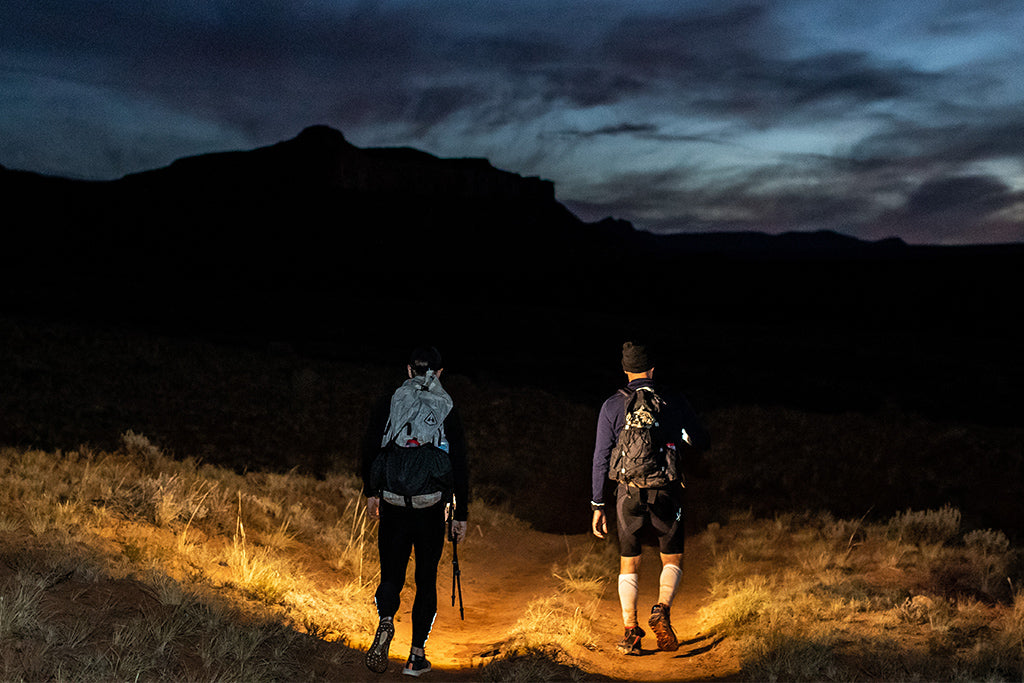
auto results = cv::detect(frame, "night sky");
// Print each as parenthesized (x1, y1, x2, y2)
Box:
(3, 1, 1024, 245)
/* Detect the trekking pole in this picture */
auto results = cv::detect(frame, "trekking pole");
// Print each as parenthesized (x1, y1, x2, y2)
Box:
(448, 499, 464, 620)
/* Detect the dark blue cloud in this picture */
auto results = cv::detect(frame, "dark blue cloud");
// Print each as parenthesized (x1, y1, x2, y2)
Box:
(907, 175, 1014, 216)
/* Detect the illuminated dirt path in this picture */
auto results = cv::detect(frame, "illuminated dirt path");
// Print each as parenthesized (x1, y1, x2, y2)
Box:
(366, 521, 742, 681)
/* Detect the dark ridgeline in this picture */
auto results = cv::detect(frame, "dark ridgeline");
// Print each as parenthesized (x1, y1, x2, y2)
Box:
(1, 124, 1021, 417)
(1, 126, 592, 317)
(1, 126, 648, 353)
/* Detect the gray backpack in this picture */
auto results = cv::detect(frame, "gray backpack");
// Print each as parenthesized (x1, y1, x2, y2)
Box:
(381, 371, 453, 448)
(371, 372, 454, 502)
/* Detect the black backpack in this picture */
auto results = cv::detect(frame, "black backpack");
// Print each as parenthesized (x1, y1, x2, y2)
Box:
(370, 439, 453, 504)
(608, 387, 679, 488)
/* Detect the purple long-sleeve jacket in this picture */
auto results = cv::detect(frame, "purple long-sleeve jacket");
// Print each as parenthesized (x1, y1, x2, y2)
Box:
(591, 378, 709, 505)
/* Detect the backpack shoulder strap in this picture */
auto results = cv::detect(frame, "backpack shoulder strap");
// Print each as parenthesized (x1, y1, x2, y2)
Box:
(618, 388, 635, 414)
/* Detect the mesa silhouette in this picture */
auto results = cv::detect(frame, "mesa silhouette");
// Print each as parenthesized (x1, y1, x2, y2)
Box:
(1, 125, 1020, 360)
(2, 126, 607, 285)
(2, 125, 925, 300)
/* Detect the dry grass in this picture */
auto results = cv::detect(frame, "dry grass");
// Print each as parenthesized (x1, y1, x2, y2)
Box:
(699, 508, 1024, 681)
(553, 539, 617, 598)
(0, 435, 376, 680)
(3, 439, 1023, 681)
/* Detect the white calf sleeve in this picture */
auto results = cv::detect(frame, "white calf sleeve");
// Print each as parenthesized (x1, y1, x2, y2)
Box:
(618, 573, 639, 627)
(658, 564, 682, 607)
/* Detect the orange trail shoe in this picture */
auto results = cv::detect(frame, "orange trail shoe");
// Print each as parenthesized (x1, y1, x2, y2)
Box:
(649, 603, 679, 651)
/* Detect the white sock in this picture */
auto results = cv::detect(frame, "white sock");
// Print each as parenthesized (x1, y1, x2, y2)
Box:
(618, 573, 639, 627)
(658, 564, 682, 607)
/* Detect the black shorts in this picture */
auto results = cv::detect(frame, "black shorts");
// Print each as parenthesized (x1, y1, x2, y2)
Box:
(615, 483, 685, 557)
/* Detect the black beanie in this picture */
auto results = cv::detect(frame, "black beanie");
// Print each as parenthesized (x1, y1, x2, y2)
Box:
(621, 342, 653, 373)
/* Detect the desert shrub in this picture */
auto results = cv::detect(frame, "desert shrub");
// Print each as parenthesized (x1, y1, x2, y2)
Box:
(0, 575, 44, 640)
(495, 592, 598, 671)
(121, 429, 164, 463)
(552, 541, 616, 597)
(959, 528, 1013, 597)
(702, 575, 772, 634)
(139, 473, 214, 528)
(887, 504, 961, 547)
(965, 528, 1011, 556)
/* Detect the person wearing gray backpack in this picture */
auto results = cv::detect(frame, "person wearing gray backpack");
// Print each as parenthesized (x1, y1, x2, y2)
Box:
(590, 341, 709, 656)
(361, 346, 469, 676)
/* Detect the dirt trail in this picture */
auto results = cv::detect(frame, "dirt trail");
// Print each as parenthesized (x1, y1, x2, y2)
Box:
(362, 523, 742, 681)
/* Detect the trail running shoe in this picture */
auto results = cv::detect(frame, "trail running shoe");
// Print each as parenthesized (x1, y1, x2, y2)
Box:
(649, 603, 679, 652)
(616, 625, 645, 655)
(402, 653, 432, 677)
(365, 618, 394, 674)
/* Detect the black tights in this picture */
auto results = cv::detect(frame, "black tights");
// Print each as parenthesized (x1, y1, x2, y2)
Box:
(374, 501, 445, 649)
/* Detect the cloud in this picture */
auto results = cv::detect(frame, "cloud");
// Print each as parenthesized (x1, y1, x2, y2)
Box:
(851, 115, 1024, 170)
(0, 2, 962, 148)
(567, 123, 659, 138)
(2, 0, 1024, 243)
(877, 174, 1024, 244)
(589, 5, 932, 125)
(906, 175, 1015, 216)
(570, 144, 1024, 244)
(565, 156, 881, 238)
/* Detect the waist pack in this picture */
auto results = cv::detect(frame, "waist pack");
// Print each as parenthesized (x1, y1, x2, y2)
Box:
(370, 441, 453, 507)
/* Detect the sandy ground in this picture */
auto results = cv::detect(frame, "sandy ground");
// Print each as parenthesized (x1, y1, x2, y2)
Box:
(360, 521, 742, 681)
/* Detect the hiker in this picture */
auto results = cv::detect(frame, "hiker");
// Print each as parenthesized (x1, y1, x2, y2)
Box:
(591, 341, 709, 655)
(362, 346, 469, 677)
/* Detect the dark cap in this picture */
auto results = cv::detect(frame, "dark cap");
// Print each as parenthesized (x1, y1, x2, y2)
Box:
(621, 341, 653, 373)
(409, 346, 442, 374)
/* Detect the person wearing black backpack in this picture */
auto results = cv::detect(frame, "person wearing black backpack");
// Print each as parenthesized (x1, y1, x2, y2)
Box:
(361, 346, 469, 677)
(591, 341, 709, 655)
